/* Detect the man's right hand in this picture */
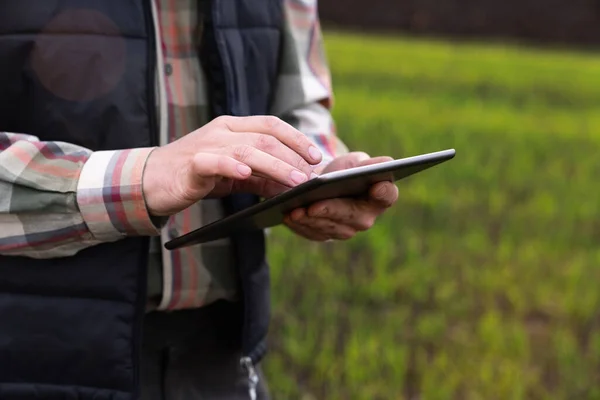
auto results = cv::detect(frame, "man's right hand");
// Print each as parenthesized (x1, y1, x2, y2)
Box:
(142, 115, 323, 217)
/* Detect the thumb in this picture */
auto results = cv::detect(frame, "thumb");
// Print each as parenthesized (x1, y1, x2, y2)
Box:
(187, 152, 252, 196)
(323, 151, 370, 173)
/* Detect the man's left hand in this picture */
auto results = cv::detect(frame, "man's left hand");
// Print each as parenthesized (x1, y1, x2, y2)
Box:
(284, 152, 399, 241)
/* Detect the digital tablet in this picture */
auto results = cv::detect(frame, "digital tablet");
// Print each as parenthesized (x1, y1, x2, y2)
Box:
(165, 148, 455, 249)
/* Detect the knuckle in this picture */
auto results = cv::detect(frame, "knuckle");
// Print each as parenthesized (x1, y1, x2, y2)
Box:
(294, 131, 309, 149)
(232, 145, 253, 162)
(270, 159, 286, 175)
(256, 134, 278, 151)
(262, 115, 281, 130)
(295, 155, 310, 171)
(344, 152, 370, 169)
(213, 115, 231, 126)
(379, 185, 397, 207)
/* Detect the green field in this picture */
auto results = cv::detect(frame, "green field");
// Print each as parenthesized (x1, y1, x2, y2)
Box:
(264, 32, 600, 399)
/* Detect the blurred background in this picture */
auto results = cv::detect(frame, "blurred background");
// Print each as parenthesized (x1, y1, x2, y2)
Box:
(264, 1, 600, 399)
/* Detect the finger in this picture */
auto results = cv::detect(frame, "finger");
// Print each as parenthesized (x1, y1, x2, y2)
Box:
(289, 207, 307, 221)
(323, 151, 371, 172)
(305, 198, 379, 231)
(236, 132, 316, 179)
(227, 145, 310, 187)
(232, 176, 291, 198)
(357, 155, 394, 167)
(291, 209, 357, 240)
(217, 115, 323, 165)
(205, 175, 290, 199)
(284, 216, 330, 241)
(368, 181, 399, 208)
(192, 152, 251, 180)
(186, 153, 251, 198)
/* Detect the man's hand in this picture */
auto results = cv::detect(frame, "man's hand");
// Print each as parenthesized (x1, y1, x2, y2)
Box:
(284, 152, 399, 241)
(143, 116, 323, 216)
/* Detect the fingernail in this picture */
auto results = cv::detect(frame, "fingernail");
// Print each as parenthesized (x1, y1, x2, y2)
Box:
(316, 207, 328, 217)
(237, 164, 251, 176)
(291, 170, 307, 184)
(309, 146, 322, 162)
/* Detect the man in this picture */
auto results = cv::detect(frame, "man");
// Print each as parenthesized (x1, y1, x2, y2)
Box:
(0, 0, 398, 399)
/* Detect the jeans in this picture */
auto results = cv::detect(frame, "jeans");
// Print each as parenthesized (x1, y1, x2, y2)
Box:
(141, 301, 270, 400)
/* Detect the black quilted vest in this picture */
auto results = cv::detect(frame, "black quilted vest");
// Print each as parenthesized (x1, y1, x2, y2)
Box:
(0, 0, 282, 398)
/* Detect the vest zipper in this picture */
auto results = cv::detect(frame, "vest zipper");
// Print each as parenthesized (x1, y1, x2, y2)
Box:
(240, 356, 259, 400)
(144, 0, 159, 147)
(132, 2, 159, 399)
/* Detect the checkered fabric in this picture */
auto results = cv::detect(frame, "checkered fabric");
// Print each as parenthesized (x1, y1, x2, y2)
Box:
(0, 0, 347, 310)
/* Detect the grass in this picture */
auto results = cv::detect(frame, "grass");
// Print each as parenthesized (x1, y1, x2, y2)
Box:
(264, 31, 600, 399)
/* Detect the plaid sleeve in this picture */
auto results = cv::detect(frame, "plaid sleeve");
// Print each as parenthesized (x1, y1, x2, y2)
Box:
(0, 132, 159, 259)
(271, 0, 348, 166)
(76, 148, 160, 241)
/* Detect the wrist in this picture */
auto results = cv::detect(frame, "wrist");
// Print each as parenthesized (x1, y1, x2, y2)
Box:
(142, 146, 171, 217)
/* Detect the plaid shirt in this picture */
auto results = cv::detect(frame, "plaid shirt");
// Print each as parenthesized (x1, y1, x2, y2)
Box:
(0, 0, 347, 311)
